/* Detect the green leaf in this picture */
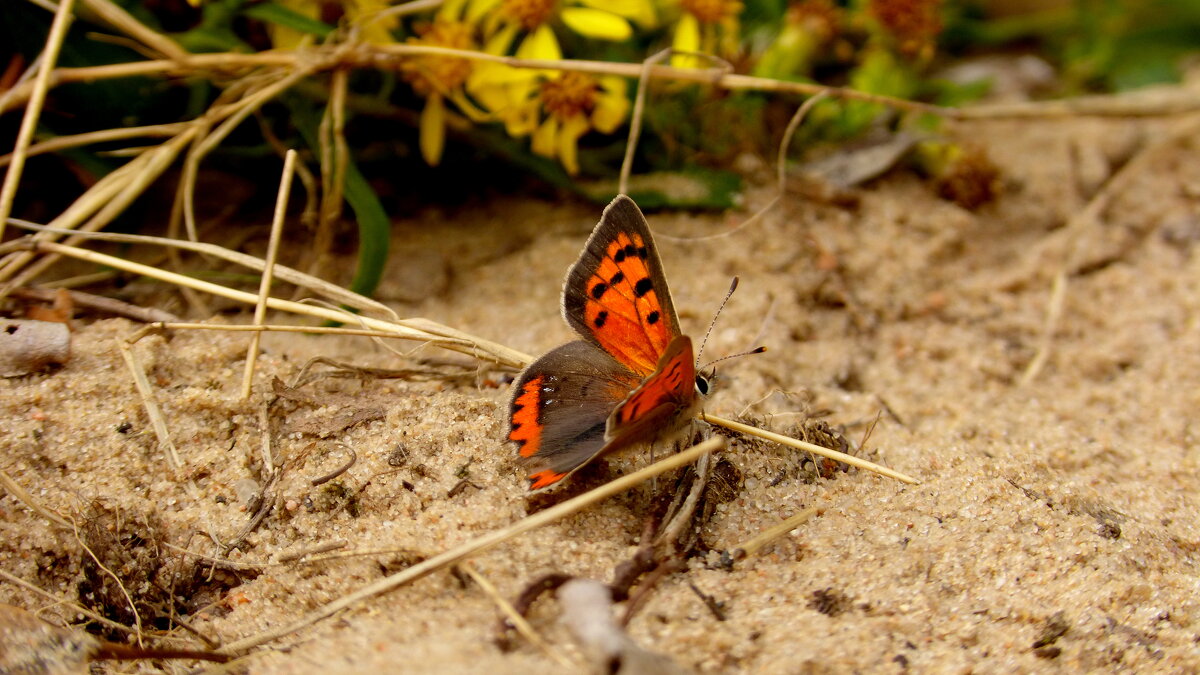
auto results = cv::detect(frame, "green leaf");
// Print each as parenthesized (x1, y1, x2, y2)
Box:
(340, 162, 390, 299)
(287, 97, 390, 300)
(242, 3, 334, 38)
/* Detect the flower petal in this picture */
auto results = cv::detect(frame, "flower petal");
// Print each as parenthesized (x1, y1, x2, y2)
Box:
(465, 0, 502, 23)
(483, 22, 519, 54)
(560, 8, 633, 41)
(557, 114, 589, 175)
(420, 94, 447, 166)
(532, 117, 559, 158)
(518, 24, 562, 61)
(671, 13, 701, 69)
(504, 100, 541, 137)
(591, 79, 629, 133)
(576, 0, 657, 27)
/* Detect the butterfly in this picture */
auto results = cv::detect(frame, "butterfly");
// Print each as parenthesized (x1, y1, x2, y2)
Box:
(507, 195, 711, 490)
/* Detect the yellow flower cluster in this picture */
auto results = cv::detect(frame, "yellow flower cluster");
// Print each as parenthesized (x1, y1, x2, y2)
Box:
(271, 0, 745, 174)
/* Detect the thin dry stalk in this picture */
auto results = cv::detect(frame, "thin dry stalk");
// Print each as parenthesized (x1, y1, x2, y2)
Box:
(2, 47, 951, 118)
(730, 507, 818, 560)
(0, 123, 189, 167)
(8, 286, 180, 323)
(0, 469, 72, 529)
(460, 562, 578, 670)
(258, 403, 274, 475)
(77, 0, 191, 62)
(217, 436, 724, 654)
(18, 239, 530, 367)
(0, 126, 202, 294)
(701, 413, 918, 484)
(117, 340, 184, 475)
(1018, 271, 1066, 386)
(241, 149, 297, 399)
(7, 219, 395, 316)
(180, 66, 317, 242)
(619, 49, 715, 194)
(312, 67, 349, 280)
(0, 0, 75, 245)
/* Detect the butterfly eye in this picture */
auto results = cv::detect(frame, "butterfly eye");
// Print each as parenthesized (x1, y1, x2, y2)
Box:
(694, 375, 710, 397)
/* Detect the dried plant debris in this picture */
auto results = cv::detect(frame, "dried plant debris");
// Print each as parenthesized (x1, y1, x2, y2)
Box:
(0, 604, 228, 674)
(74, 502, 247, 639)
(0, 319, 70, 377)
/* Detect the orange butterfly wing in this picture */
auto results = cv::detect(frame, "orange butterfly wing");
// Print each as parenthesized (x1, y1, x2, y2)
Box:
(563, 195, 681, 376)
(605, 335, 699, 446)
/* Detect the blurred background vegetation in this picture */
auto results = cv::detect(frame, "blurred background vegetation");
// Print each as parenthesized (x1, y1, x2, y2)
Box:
(2, 0, 1199, 296)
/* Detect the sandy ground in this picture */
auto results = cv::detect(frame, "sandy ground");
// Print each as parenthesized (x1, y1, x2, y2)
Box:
(1, 112, 1199, 674)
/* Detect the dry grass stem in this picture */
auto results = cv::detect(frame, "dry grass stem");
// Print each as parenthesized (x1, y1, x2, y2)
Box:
(275, 540, 347, 563)
(460, 562, 578, 670)
(731, 507, 818, 560)
(20, 240, 530, 367)
(0, 469, 72, 529)
(8, 286, 180, 323)
(241, 149, 297, 399)
(0, 123, 190, 168)
(701, 413, 918, 484)
(0, 127, 202, 294)
(0, 0, 75, 245)
(77, 0, 191, 62)
(218, 436, 724, 654)
(1019, 271, 1066, 387)
(7, 219, 395, 316)
(258, 403, 275, 476)
(180, 67, 317, 243)
(117, 340, 184, 475)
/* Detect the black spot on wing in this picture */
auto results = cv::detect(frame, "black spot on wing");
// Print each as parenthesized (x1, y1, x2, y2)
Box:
(591, 282, 608, 299)
(647, 311, 659, 325)
(610, 271, 624, 285)
(594, 310, 608, 328)
(634, 278, 653, 297)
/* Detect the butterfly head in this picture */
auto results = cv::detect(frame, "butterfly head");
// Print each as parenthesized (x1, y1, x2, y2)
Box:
(695, 369, 714, 398)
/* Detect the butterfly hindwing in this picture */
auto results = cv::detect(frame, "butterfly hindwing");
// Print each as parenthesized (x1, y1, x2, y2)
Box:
(563, 195, 681, 377)
(508, 340, 642, 489)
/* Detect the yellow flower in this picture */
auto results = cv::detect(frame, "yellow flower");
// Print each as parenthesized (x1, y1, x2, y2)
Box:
(670, 0, 743, 69)
(513, 71, 633, 174)
(468, 0, 654, 63)
(399, 19, 477, 166)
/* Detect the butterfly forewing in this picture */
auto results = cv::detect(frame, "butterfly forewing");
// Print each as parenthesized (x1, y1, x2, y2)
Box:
(563, 196, 681, 377)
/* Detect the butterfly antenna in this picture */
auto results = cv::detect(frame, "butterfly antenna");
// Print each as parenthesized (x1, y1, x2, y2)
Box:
(702, 345, 768, 375)
(696, 277, 740, 367)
